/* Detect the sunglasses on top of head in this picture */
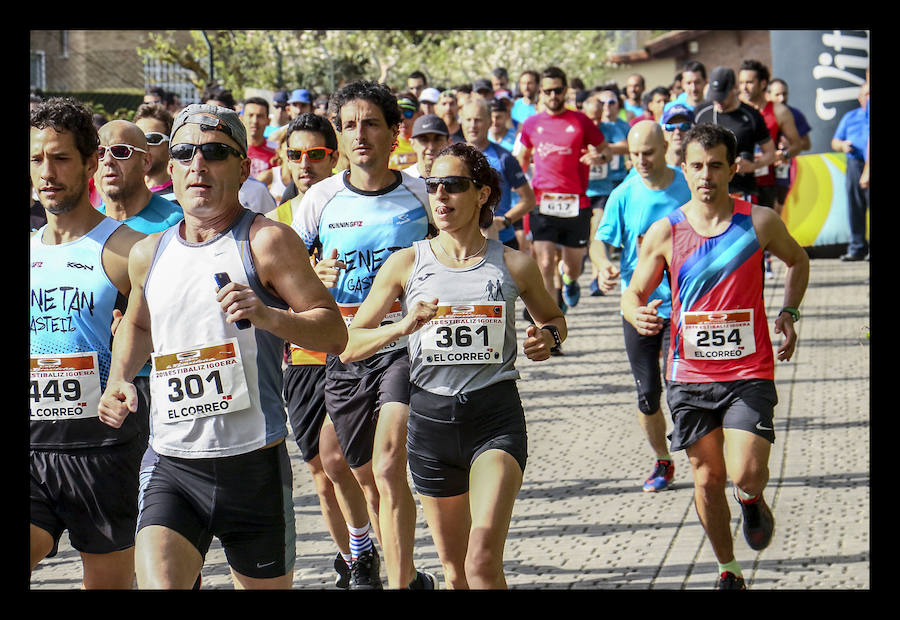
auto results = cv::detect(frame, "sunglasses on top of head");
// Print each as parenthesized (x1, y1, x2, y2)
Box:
(169, 142, 245, 162)
(98, 144, 147, 160)
(424, 176, 483, 194)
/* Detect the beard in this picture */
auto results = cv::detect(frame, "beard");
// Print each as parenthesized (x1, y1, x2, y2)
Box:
(43, 176, 87, 216)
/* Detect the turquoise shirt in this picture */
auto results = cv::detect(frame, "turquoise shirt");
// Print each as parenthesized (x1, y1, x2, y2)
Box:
(595, 166, 691, 318)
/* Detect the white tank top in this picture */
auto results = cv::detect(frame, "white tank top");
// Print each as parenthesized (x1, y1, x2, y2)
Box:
(144, 208, 289, 458)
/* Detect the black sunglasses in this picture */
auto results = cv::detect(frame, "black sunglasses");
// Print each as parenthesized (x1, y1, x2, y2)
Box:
(424, 176, 483, 194)
(542, 86, 566, 96)
(170, 142, 245, 162)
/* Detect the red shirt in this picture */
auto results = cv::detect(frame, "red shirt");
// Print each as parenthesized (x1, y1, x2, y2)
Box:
(756, 101, 778, 187)
(247, 142, 276, 180)
(519, 109, 605, 209)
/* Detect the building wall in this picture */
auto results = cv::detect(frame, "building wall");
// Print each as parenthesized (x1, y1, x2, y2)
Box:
(605, 30, 773, 98)
(30, 30, 195, 94)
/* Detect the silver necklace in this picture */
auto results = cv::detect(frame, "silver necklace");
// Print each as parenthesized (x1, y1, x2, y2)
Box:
(434, 237, 487, 261)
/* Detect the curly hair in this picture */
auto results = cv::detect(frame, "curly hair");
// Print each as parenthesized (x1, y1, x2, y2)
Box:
(30, 97, 98, 162)
(328, 80, 401, 132)
(682, 123, 737, 166)
(435, 142, 501, 228)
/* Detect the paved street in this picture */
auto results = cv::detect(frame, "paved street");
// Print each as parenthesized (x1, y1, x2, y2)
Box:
(30, 256, 870, 590)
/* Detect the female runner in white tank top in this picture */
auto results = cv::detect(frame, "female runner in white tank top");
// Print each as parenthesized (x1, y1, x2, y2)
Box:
(340, 143, 566, 589)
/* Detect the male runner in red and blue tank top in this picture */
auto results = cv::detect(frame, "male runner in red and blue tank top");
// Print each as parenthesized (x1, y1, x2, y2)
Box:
(621, 124, 809, 590)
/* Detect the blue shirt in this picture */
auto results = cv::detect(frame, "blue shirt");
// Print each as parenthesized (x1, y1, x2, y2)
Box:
(488, 127, 518, 153)
(587, 119, 630, 198)
(482, 143, 528, 243)
(595, 166, 691, 318)
(98, 193, 184, 235)
(833, 104, 869, 161)
(98, 193, 183, 377)
(511, 98, 536, 129)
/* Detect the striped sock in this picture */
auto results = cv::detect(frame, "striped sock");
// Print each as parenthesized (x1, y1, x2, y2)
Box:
(348, 522, 374, 560)
(341, 552, 353, 567)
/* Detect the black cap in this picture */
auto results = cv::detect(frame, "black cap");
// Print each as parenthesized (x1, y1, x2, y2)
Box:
(473, 78, 493, 93)
(708, 66, 735, 103)
(411, 114, 449, 138)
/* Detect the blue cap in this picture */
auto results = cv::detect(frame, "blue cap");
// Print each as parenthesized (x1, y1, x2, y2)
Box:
(662, 103, 694, 124)
(289, 89, 311, 104)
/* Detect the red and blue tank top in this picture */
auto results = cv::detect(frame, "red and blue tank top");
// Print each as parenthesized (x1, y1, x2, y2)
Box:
(666, 199, 774, 383)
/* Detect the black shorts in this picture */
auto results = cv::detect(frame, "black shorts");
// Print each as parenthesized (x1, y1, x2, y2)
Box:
(324, 348, 411, 469)
(31, 434, 145, 556)
(756, 184, 777, 208)
(137, 442, 296, 579)
(622, 316, 671, 414)
(529, 207, 592, 248)
(666, 379, 778, 451)
(283, 364, 327, 462)
(589, 194, 611, 211)
(407, 380, 527, 498)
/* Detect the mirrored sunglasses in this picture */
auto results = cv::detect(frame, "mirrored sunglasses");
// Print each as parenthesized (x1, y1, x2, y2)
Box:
(286, 146, 334, 162)
(145, 132, 170, 146)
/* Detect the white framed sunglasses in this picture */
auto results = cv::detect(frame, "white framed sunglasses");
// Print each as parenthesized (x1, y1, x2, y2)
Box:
(98, 143, 148, 160)
(145, 132, 170, 146)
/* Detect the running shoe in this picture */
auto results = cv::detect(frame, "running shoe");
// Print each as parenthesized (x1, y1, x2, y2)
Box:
(589, 278, 604, 296)
(410, 570, 438, 589)
(334, 552, 351, 589)
(715, 571, 746, 590)
(562, 278, 581, 308)
(736, 491, 775, 551)
(642, 459, 675, 492)
(349, 548, 383, 590)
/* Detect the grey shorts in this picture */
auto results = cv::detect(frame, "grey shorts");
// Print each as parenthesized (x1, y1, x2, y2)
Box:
(666, 379, 777, 451)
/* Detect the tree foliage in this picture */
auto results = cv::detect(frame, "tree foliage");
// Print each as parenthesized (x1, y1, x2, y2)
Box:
(138, 30, 623, 97)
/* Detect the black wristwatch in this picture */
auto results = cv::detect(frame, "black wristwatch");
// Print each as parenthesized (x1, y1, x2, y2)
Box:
(541, 324, 562, 348)
(778, 307, 800, 322)
(502, 216, 512, 227)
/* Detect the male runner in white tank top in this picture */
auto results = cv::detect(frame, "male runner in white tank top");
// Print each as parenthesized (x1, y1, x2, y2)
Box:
(98, 103, 346, 589)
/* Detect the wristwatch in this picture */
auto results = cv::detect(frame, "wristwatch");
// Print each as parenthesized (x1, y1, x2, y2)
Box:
(778, 307, 800, 322)
(541, 324, 562, 348)
(502, 216, 512, 227)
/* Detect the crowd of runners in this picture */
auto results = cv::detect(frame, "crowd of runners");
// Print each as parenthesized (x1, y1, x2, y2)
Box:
(30, 54, 869, 590)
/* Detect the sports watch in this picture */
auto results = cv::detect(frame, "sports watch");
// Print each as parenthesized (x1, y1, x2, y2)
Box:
(541, 324, 562, 348)
(778, 307, 800, 322)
